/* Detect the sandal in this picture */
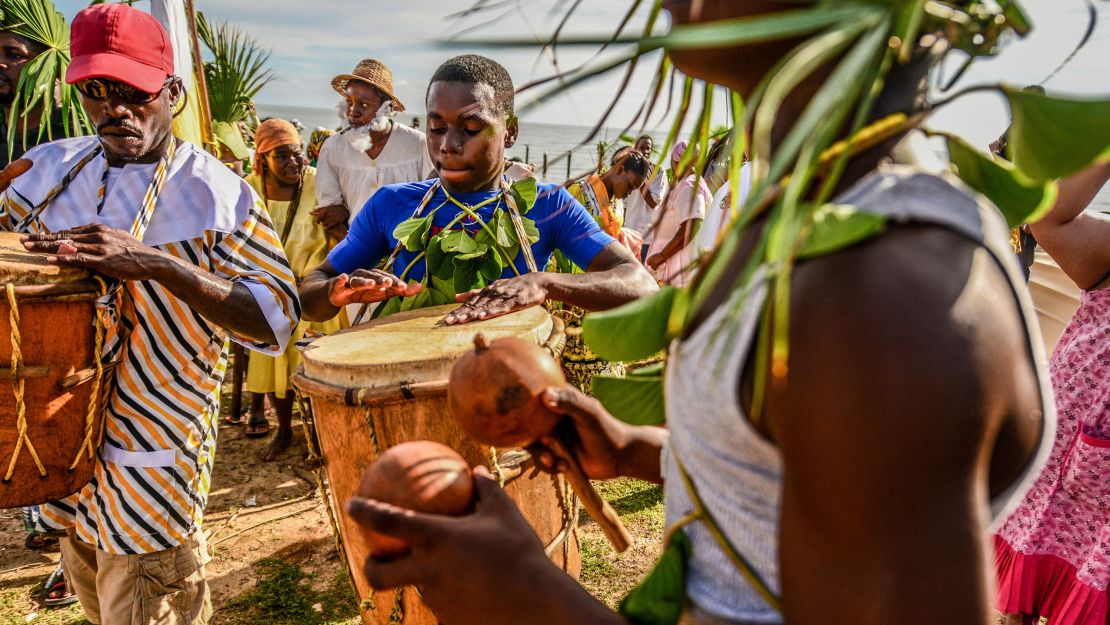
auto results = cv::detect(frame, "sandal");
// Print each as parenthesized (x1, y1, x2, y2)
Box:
(25, 532, 58, 550)
(222, 413, 245, 426)
(42, 565, 79, 607)
(244, 419, 271, 438)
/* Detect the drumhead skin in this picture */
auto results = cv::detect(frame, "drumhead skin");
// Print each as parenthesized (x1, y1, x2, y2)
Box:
(0, 232, 95, 288)
(301, 304, 553, 389)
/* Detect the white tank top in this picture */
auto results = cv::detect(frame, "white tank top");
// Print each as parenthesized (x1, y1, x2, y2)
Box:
(662, 165, 1055, 624)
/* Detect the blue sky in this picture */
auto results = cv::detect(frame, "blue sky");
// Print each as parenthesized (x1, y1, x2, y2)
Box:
(51, 0, 1109, 147)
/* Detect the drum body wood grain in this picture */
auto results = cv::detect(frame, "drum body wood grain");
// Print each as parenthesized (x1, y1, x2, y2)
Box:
(295, 305, 579, 625)
(0, 232, 104, 507)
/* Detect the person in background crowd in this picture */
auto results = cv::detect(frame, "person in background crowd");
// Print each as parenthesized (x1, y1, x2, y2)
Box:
(213, 120, 250, 177)
(243, 119, 343, 461)
(505, 155, 536, 181)
(313, 58, 434, 240)
(696, 154, 753, 266)
(622, 134, 668, 261)
(994, 160, 1110, 625)
(0, 6, 299, 623)
(553, 147, 650, 391)
(307, 126, 333, 168)
(645, 140, 710, 286)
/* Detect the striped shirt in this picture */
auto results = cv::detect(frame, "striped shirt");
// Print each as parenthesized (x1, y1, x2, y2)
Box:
(1, 137, 299, 555)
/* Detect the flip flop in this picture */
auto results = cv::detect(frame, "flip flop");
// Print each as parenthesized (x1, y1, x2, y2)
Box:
(244, 420, 271, 438)
(25, 533, 57, 550)
(42, 566, 79, 607)
(222, 413, 244, 426)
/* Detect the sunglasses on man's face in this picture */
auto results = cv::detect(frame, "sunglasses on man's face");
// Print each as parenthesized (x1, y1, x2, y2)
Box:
(75, 77, 174, 105)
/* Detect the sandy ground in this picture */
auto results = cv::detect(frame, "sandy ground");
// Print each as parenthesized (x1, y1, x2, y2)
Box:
(0, 397, 662, 625)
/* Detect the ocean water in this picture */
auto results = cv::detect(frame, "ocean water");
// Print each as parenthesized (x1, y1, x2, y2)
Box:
(256, 102, 1110, 212)
(256, 103, 659, 184)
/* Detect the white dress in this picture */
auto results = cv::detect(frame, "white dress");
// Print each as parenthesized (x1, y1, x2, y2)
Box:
(623, 167, 669, 244)
(646, 174, 710, 286)
(314, 122, 435, 224)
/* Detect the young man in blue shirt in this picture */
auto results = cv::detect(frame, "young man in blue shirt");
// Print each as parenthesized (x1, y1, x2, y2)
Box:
(299, 55, 655, 325)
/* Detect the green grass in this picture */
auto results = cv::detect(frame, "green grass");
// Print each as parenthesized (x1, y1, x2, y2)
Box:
(0, 576, 91, 625)
(214, 559, 359, 625)
(579, 478, 666, 608)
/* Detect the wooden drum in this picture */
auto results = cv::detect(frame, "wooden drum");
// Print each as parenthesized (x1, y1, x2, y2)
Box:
(293, 304, 580, 625)
(0, 232, 107, 507)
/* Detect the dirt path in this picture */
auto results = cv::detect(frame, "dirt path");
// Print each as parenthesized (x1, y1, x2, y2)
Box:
(1, 400, 664, 625)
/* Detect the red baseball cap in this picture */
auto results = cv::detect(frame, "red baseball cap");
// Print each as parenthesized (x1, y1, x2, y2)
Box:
(66, 4, 174, 94)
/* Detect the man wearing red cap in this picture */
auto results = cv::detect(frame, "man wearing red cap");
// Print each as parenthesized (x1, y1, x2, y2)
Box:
(0, 5, 299, 624)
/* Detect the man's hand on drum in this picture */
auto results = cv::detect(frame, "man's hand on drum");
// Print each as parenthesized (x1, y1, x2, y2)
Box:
(327, 269, 422, 307)
(443, 273, 547, 326)
(0, 159, 31, 192)
(346, 466, 580, 625)
(21, 224, 164, 281)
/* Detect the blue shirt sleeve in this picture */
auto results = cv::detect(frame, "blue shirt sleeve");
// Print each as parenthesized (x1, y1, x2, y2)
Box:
(547, 187, 614, 269)
(326, 193, 390, 274)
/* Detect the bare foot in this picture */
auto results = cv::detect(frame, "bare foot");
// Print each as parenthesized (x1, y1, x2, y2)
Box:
(259, 428, 293, 462)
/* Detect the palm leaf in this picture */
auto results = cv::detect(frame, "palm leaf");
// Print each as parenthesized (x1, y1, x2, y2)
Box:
(196, 12, 274, 124)
(0, 0, 89, 160)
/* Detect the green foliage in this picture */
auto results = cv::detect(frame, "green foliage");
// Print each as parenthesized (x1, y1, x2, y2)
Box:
(197, 12, 274, 124)
(592, 363, 665, 426)
(945, 133, 1059, 228)
(1003, 86, 1110, 182)
(581, 286, 684, 363)
(0, 0, 89, 159)
(798, 204, 887, 260)
(383, 180, 541, 314)
(618, 529, 690, 625)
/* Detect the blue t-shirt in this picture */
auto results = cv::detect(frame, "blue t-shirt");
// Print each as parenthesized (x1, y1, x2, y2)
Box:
(327, 180, 614, 281)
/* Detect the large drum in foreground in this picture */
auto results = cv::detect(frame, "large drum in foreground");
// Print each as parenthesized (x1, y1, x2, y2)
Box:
(294, 305, 580, 625)
(0, 232, 107, 507)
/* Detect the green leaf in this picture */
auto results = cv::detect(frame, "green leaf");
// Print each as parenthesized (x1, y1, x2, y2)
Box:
(797, 204, 887, 259)
(440, 230, 479, 254)
(454, 243, 490, 261)
(452, 260, 479, 295)
(592, 368, 665, 426)
(582, 287, 682, 362)
(945, 134, 1059, 228)
(618, 529, 690, 625)
(1005, 86, 1110, 182)
(509, 177, 537, 214)
(493, 209, 515, 247)
(425, 238, 454, 280)
(428, 288, 454, 306)
(521, 218, 541, 245)
(392, 216, 432, 253)
(477, 254, 502, 283)
(399, 288, 432, 313)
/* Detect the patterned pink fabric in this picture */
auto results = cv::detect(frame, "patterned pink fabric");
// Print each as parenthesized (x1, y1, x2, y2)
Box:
(995, 288, 1110, 623)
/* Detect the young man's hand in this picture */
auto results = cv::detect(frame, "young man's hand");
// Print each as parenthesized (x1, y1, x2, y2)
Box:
(442, 273, 548, 325)
(327, 269, 421, 306)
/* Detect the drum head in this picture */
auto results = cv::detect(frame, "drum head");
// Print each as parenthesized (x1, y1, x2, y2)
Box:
(301, 304, 553, 389)
(0, 232, 95, 288)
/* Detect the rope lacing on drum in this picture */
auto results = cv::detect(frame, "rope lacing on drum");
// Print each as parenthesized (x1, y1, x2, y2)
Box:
(4, 283, 45, 481)
(388, 586, 406, 624)
(69, 275, 109, 470)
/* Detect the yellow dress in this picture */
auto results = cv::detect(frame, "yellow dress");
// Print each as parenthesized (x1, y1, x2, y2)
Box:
(245, 168, 343, 397)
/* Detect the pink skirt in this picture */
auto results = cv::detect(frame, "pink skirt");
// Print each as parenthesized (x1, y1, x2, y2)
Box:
(995, 535, 1109, 624)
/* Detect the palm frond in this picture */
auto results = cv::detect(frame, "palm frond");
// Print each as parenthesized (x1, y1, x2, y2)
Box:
(0, 0, 90, 160)
(196, 12, 274, 124)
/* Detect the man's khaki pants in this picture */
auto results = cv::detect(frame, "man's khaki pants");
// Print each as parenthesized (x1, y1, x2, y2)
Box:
(60, 529, 212, 625)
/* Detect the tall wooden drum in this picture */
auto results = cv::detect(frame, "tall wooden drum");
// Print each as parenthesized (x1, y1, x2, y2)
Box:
(0, 232, 107, 507)
(294, 305, 580, 625)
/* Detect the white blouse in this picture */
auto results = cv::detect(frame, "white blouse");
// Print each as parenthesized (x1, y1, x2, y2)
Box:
(314, 122, 435, 224)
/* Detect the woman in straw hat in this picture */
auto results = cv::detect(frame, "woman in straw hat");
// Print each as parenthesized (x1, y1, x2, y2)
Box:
(312, 58, 434, 240)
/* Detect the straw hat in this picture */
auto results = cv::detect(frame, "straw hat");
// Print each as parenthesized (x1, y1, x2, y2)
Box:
(331, 59, 406, 112)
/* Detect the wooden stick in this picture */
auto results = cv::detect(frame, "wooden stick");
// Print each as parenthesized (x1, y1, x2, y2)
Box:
(546, 437, 631, 553)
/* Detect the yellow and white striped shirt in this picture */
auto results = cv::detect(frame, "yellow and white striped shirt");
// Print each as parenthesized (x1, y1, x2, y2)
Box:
(2, 137, 299, 554)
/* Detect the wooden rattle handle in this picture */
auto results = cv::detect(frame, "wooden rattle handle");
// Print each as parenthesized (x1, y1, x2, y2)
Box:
(547, 436, 632, 553)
